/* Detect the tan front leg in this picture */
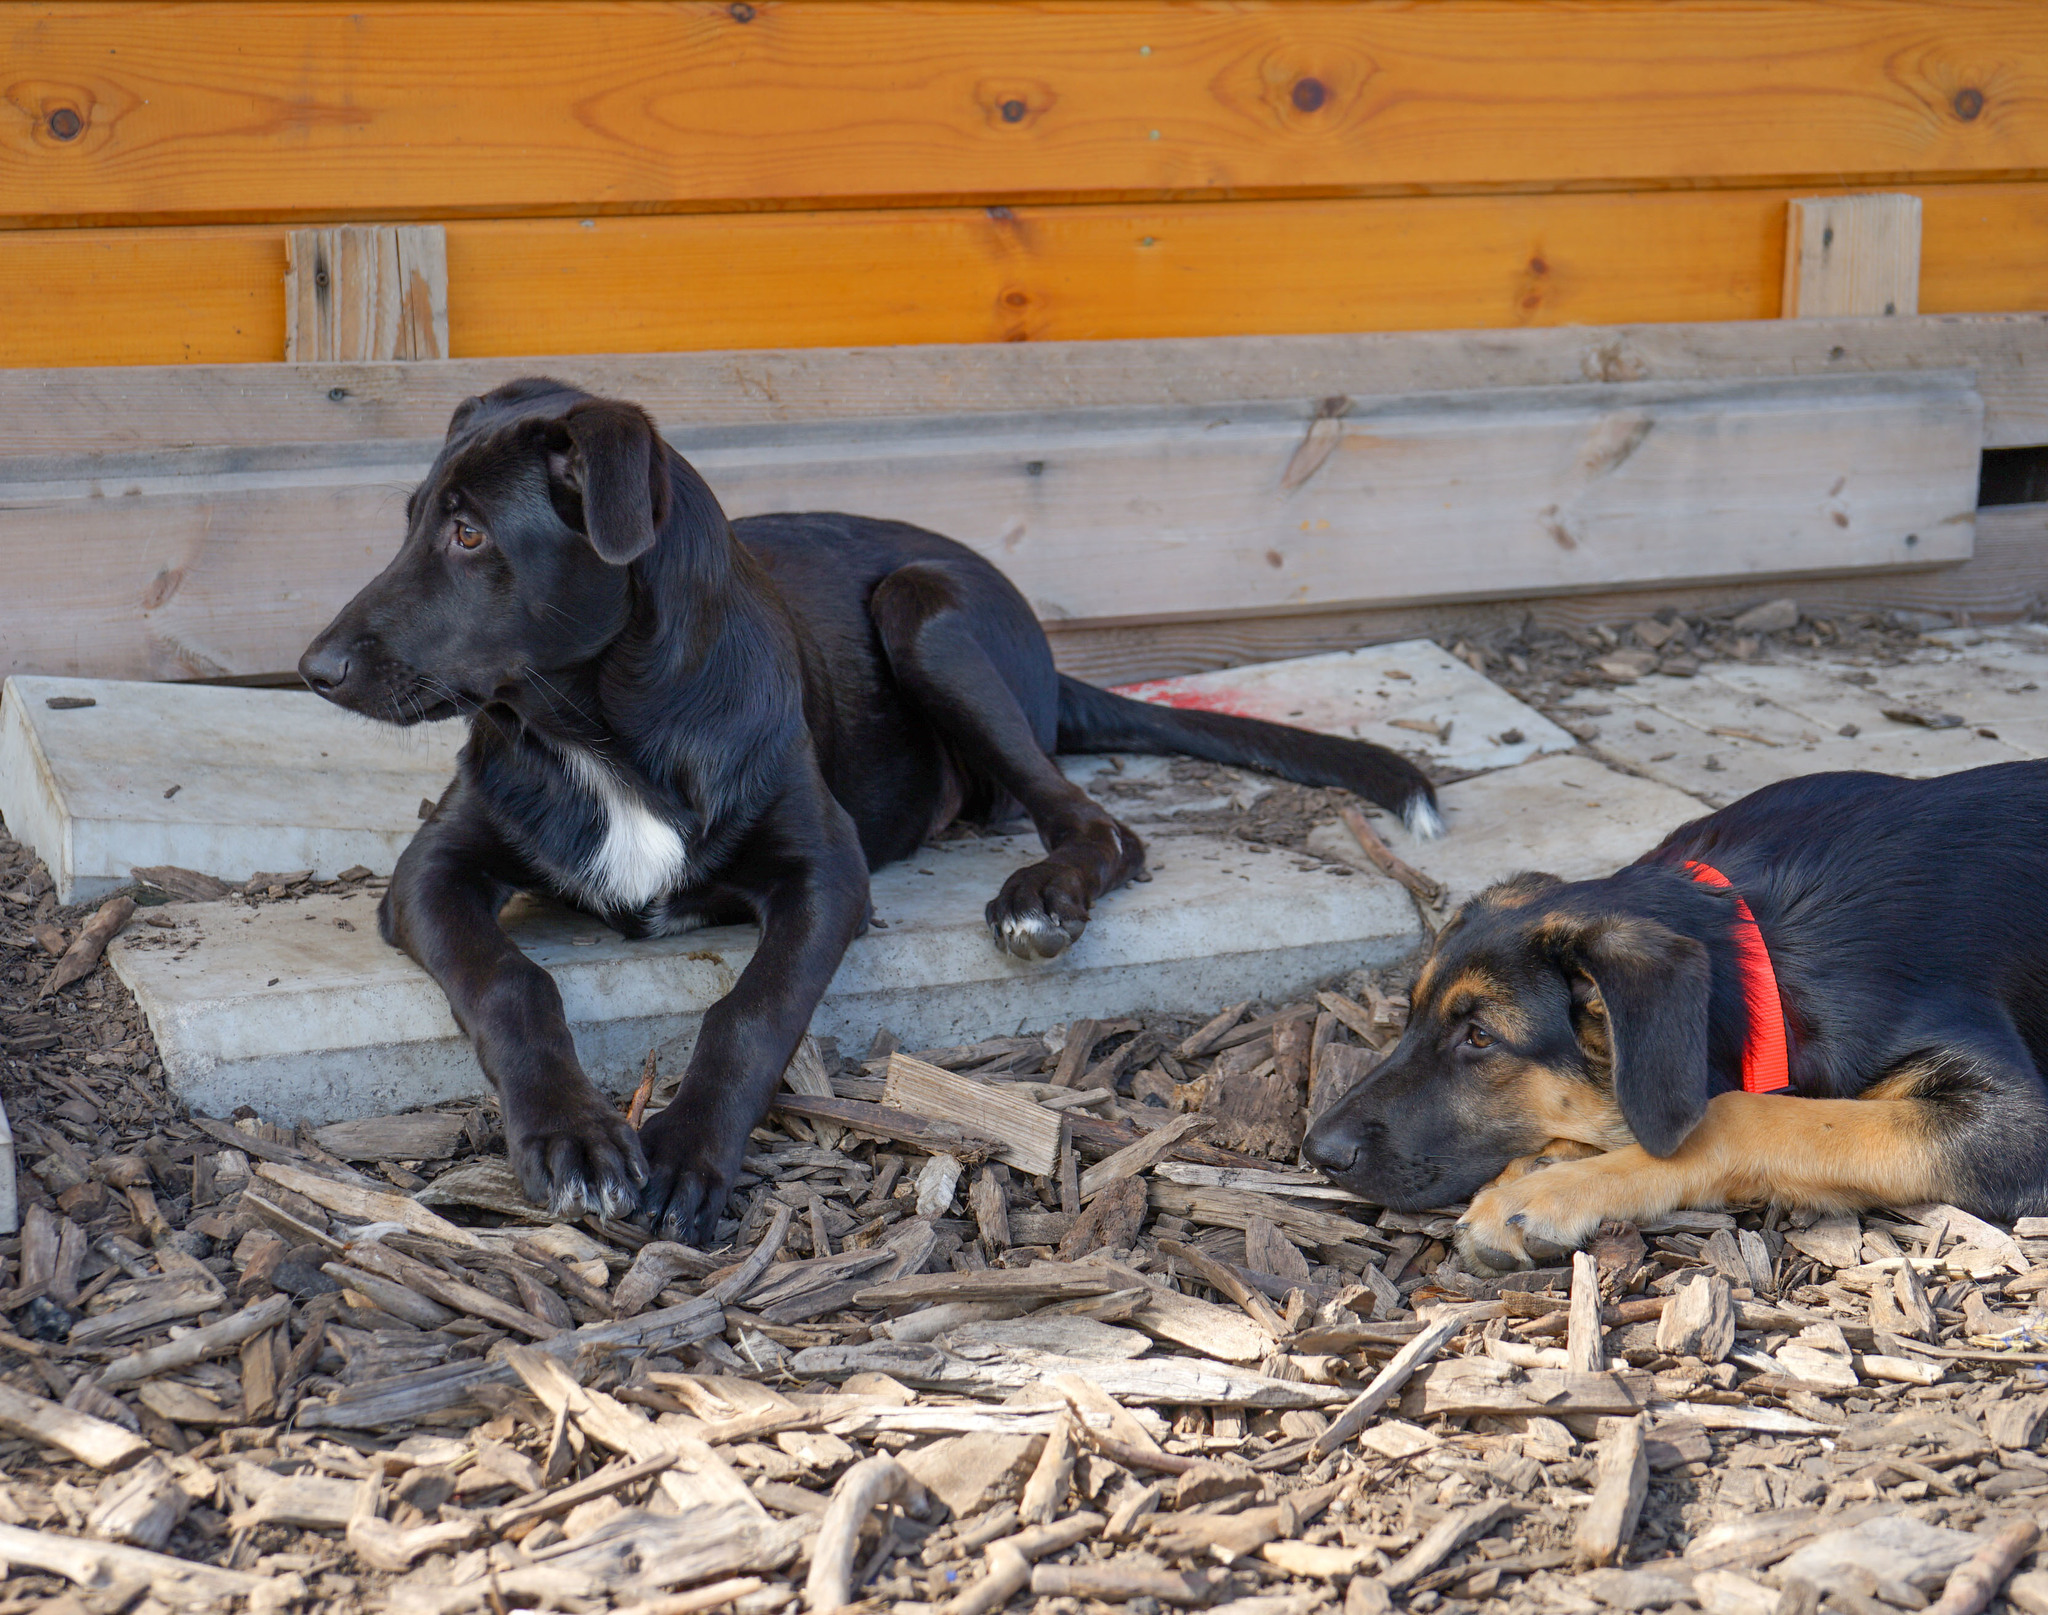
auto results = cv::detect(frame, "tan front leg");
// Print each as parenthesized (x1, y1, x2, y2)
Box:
(1456, 1090, 1954, 1272)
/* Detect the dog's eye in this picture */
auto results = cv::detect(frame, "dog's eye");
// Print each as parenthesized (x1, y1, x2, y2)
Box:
(1464, 1026, 1495, 1049)
(452, 522, 486, 551)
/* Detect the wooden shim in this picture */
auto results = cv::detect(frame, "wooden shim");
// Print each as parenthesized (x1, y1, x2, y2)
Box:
(881, 1054, 1062, 1177)
(855, 1263, 1115, 1309)
(1147, 1180, 1375, 1252)
(1407, 1366, 1655, 1419)
(1566, 1252, 1606, 1377)
(0, 1378, 149, 1471)
(286, 225, 449, 362)
(1785, 196, 1922, 320)
(253, 1159, 482, 1247)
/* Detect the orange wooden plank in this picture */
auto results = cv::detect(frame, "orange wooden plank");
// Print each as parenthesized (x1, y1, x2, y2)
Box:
(7, 184, 2048, 370)
(5, 1, 2048, 227)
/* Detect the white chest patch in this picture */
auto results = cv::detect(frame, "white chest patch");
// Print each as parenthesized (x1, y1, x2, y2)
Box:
(557, 746, 691, 910)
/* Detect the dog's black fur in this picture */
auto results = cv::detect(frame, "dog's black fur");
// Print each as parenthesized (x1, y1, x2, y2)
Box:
(301, 379, 1440, 1243)
(1304, 760, 2048, 1265)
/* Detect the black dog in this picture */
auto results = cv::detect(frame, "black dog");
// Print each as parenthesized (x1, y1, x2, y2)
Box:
(1303, 760, 2048, 1269)
(300, 378, 1440, 1243)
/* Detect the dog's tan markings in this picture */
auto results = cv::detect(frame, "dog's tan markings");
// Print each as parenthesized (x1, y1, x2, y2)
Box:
(1480, 872, 1563, 910)
(1456, 1089, 1962, 1271)
(1513, 1063, 1633, 1153)
(1412, 951, 1447, 1010)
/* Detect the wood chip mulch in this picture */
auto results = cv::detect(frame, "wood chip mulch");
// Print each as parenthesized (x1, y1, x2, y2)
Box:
(8, 602, 2048, 1615)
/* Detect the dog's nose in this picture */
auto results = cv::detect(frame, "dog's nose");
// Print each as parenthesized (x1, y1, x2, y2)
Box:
(299, 641, 351, 697)
(1301, 1121, 1357, 1175)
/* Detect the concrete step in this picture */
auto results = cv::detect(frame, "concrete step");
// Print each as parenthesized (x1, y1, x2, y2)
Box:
(0, 675, 463, 902)
(109, 829, 1420, 1127)
(0, 640, 1568, 904)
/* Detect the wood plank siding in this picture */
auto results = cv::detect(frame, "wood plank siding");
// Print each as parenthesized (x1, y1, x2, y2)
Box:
(7, 2, 2048, 365)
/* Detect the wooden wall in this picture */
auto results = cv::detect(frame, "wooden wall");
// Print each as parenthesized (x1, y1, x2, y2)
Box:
(8, 1, 2048, 367)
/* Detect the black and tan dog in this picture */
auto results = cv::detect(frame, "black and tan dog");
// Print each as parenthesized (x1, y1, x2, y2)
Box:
(300, 379, 1440, 1244)
(1303, 759, 2048, 1269)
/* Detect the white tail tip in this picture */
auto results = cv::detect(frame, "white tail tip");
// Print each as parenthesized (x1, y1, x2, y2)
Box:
(1404, 795, 1445, 841)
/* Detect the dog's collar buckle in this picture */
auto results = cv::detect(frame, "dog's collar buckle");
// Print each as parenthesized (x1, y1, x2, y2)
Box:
(1682, 859, 1791, 1095)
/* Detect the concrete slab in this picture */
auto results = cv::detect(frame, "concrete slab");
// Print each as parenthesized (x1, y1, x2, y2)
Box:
(0, 676, 463, 902)
(109, 830, 1420, 1126)
(1113, 640, 1576, 775)
(1305, 753, 1707, 909)
(1558, 648, 2038, 807)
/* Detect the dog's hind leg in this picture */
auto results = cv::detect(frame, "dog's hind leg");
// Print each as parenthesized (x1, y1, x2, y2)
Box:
(870, 561, 1144, 961)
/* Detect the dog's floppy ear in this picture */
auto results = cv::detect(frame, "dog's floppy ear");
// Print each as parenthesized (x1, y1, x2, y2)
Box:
(1562, 916, 1712, 1157)
(552, 399, 672, 564)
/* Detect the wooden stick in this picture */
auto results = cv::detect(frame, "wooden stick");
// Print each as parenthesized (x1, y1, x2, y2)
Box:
(98, 1292, 290, 1388)
(1566, 1251, 1605, 1376)
(771, 1094, 1000, 1163)
(1308, 1308, 1469, 1460)
(940, 1542, 1032, 1615)
(804, 1455, 921, 1612)
(0, 1520, 264, 1598)
(1017, 1411, 1075, 1526)
(1156, 1238, 1285, 1338)
(1079, 1114, 1214, 1201)
(0, 1379, 149, 1471)
(1384, 1499, 1517, 1590)
(43, 895, 134, 995)
(1924, 1517, 2041, 1615)
(1030, 1563, 1219, 1606)
(254, 1159, 482, 1247)
(627, 1049, 657, 1129)
(1338, 804, 1447, 907)
(489, 1451, 678, 1533)
(1575, 1416, 1648, 1567)
(710, 1203, 794, 1307)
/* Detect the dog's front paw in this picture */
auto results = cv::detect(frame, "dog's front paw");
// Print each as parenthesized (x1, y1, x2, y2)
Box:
(986, 863, 1090, 962)
(636, 1103, 747, 1247)
(1459, 1168, 1605, 1275)
(503, 1080, 647, 1219)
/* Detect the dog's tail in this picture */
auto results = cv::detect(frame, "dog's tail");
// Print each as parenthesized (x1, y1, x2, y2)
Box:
(1054, 674, 1443, 840)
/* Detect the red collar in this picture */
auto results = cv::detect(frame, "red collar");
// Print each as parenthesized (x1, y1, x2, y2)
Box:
(1683, 860, 1790, 1094)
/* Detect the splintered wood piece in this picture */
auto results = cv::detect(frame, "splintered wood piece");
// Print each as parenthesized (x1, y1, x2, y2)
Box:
(501, 1345, 763, 1520)
(1411, 1366, 1653, 1420)
(98, 1291, 290, 1387)
(1155, 1238, 1284, 1338)
(711, 1202, 795, 1307)
(970, 1167, 1011, 1253)
(310, 1112, 468, 1163)
(1055, 1175, 1146, 1260)
(67, 1275, 223, 1348)
(1198, 1037, 1305, 1159)
(805, 1455, 922, 1612)
(1147, 1182, 1373, 1252)
(1245, 1217, 1312, 1287)
(1054, 1372, 1167, 1458)
(855, 1263, 1116, 1309)
(43, 895, 136, 996)
(613, 1240, 704, 1318)
(1052, 1018, 1103, 1088)
(883, 1054, 1062, 1176)
(1097, 1262, 1269, 1366)
(1656, 1271, 1736, 1363)
(1383, 1499, 1515, 1590)
(84, 1456, 189, 1549)
(627, 1051, 658, 1130)
(1178, 1003, 1250, 1061)
(1031, 1562, 1220, 1606)
(254, 1159, 482, 1246)
(1309, 1308, 1468, 1460)
(1018, 1412, 1075, 1527)
(1567, 1251, 1606, 1375)
(1925, 1516, 2040, 1615)
(916, 1153, 963, 1219)
(0, 1520, 265, 1600)
(1576, 1416, 1649, 1567)
(1078, 1113, 1214, 1200)
(772, 1093, 999, 1163)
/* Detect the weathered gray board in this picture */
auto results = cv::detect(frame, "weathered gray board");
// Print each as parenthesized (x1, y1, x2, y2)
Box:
(0, 372, 1982, 681)
(109, 832, 1419, 1127)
